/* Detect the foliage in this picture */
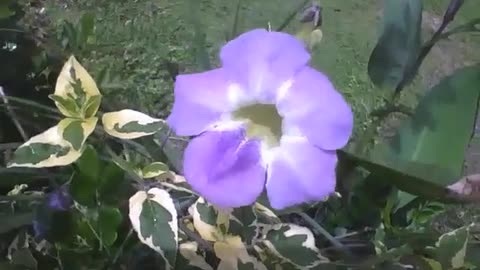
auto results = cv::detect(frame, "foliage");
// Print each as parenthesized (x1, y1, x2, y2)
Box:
(1, 0, 480, 269)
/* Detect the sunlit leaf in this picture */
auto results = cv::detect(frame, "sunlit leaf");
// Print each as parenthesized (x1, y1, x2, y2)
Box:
(434, 225, 471, 269)
(142, 161, 170, 179)
(215, 235, 267, 270)
(58, 117, 97, 151)
(368, 0, 422, 89)
(129, 188, 178, 269)
(176, 241, 214, 270)
(102, 109, 165, 139)
(54, 56, 102, 117)
(7, 125, 84, 168)
(262, 224, 328, 268)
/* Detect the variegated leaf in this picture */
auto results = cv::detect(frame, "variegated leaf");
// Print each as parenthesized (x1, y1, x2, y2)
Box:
(7, 124, 84, 168)
(129, 188, 178, 269)
(58, 117, 97, 151)
(189, 198, 230, 242)
(434, 225, 471, 269)
(255, 203, 281, 224)
(215, 235, 267, 270)
(228, 206, 259, 245)
(102, 109, 165, 139)
(54, 55, 102, 117)
(142, 162, 171, 179)
(176, 241, 213, 270)
(262, 224, 328, 269)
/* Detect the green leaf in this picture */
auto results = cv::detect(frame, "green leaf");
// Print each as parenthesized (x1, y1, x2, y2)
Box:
(142, 162, 169, 179)
(434, 225, 471, 269)
(97, 162, 128, 205)
(129, 188, 178, 269)
(382, 65, 480, 177)
(338, 150, 454, 201)
(367, 0, 422, 89)
(102, 109, 165, 139)
(371, 65, 480, 206)
(70, 145, 100, 206)
(97, 206, 122, 246)
(262, 224, 328, 268)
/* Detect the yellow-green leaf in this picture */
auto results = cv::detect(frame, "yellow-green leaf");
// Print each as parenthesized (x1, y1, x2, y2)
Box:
(129, 188, 178, 269)
(176, 241, 214, 270)
(54, 56, 102, 117)
(215, 235, 267, 270)
(7, 124, 84, 168)
(58, 117, 97, 151)
(102, 109, 165, 139)
(142, 162, 170, 179)
(262, 224, 328, 268)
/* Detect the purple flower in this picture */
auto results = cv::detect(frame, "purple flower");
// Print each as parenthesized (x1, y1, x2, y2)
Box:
(47, 185, 72, 211)
(167, 29, 353, 210)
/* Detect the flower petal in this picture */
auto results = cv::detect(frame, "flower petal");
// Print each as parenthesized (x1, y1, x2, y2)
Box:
(183, 127, 266, 208)
(167, 68, 234, 136)
(266, 137, 337, 210)
(220, 29, 310, 103)
(278, 67, 353, 150)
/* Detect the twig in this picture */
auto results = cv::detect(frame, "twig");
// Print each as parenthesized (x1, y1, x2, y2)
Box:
(0, 87, 29, 141)
(297, 212, 351, 255)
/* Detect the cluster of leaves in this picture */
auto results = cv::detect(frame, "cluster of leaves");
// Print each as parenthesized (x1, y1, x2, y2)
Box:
(1, 0, 480, 269)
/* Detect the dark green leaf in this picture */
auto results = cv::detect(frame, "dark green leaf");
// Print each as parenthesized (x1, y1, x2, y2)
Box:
(368, 0, 422, 89)
(97, 206, 122, 246)
(371, 65, 480, 206)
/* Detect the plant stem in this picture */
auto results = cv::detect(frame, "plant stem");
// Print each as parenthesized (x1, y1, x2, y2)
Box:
(297, 212, 350, 255)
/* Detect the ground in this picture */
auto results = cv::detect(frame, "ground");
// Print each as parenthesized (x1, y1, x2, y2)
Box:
(45, 0, 480, 226)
